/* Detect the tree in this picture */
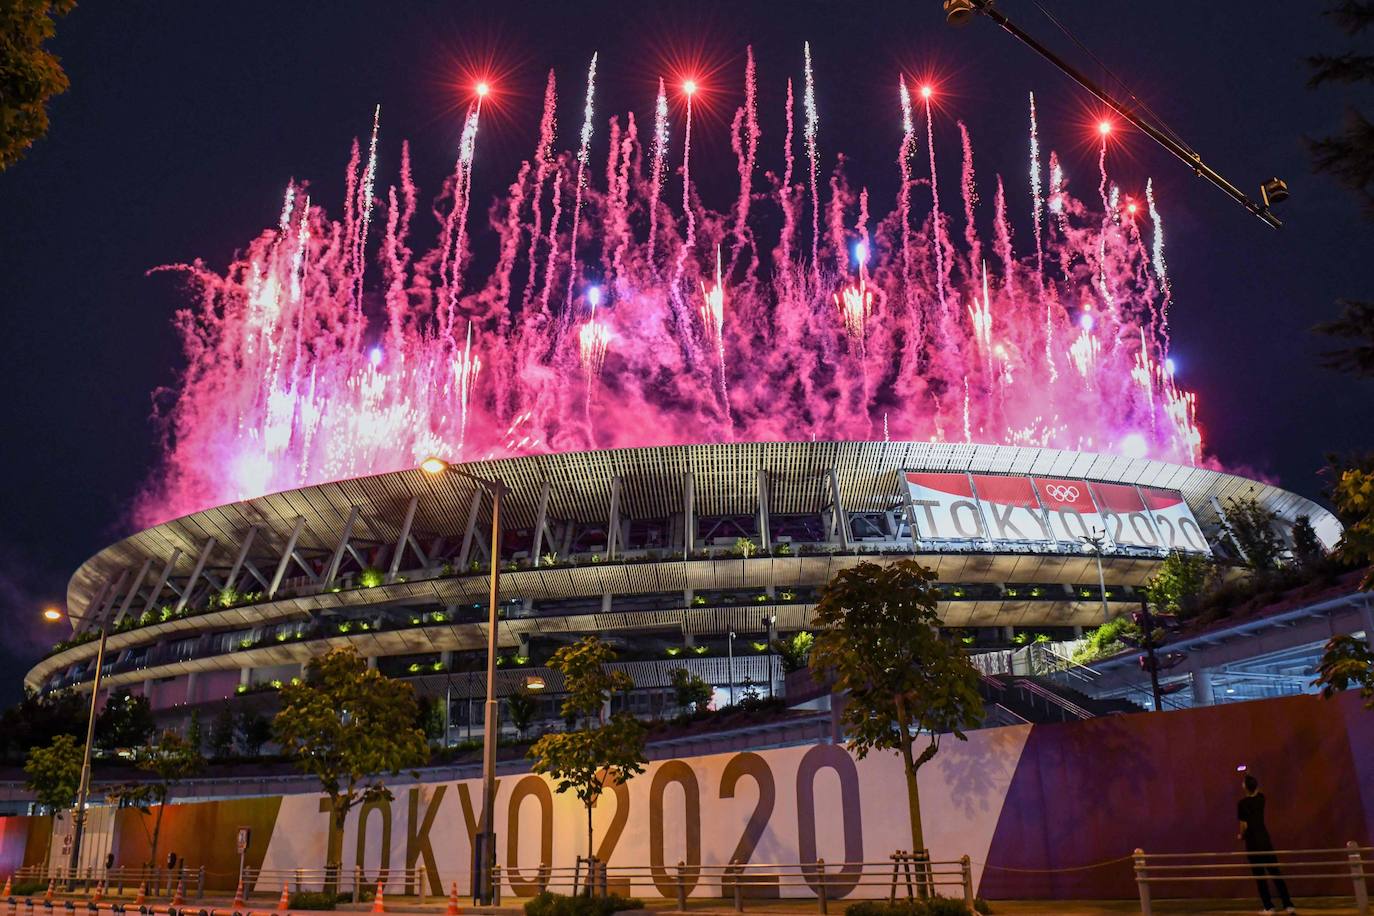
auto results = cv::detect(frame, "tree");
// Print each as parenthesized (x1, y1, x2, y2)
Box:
(234, 710, 272, 757)
(24, 733, 81, 812)
(95, 691, 155, 752)
(0, 0, 75, 171)
(808, 559, 984, 852)
(1291, 515, 1328, 571)
(1314, 634, 1374, 708)
(1144, 551, 1214, 618)
(24, 733, 81, 868)
(528, 637, 647, 866)
(668, 667, 712, 714)
(273, 647, 429, 869)
(1332, 464, 1374, 588)
(125, 729, 204, 867)
(186, 710, 203, 754)
(771, 631, 814, 673)
(1222, 497, 1284, 571)
(208, 705, 235, 759)
(507, 689, 538, 740)
(1308, 1, 1374, 215)
(0, 688, 86, 762)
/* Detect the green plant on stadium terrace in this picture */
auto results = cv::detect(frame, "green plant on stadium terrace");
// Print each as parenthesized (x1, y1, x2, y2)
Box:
(772, 630, 814, 673)
(358, 567, 384, 588)
(691, 645, 709, 655)
(1071, 615, 1140, 665)
(734, 537, 758, 558)
(665, 646, 682, 657)
(775, 542, 793, 555)
(524, 892, 644, 916)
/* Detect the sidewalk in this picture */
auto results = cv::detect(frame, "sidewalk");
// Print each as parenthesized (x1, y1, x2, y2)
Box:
(20, 894, 1367, 916)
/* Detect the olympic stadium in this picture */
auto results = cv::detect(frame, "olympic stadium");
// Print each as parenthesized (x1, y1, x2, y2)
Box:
(25, 440, 1342, 735)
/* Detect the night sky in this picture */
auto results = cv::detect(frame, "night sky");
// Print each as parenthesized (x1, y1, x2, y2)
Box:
(0, 1, 1369, 696)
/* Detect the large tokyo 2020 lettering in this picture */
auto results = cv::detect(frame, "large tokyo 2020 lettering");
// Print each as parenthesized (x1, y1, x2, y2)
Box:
(795, 745, 864, 898)
(720, 752, 780, 898)
(505, 775, 554, 897)
(648, 761, 703, 897)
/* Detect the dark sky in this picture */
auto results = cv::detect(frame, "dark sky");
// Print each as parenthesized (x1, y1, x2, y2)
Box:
(0, 1, 1370, 694)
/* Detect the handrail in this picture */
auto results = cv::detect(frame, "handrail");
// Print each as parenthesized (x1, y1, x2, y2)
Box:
(487, 854, 978, 911)
(1012, 679, 1094, 720)
(1132, 843, 1372, 916)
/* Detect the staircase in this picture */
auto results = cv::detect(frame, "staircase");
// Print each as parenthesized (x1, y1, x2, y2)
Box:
(978, 673, 1143, 725)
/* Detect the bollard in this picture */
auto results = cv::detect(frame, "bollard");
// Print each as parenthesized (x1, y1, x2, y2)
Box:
(732, 869, 742, 914)
(1133, 849, 1152, 916)
(418, 868, 426, 907)
(1349, 841, 1369, 916)
(960, 855, 973, 912)
(195, 869, 204, 903)
(675, 861, 687, 912)
(815, 860, 827, 916)
(353, 868, 362, 906)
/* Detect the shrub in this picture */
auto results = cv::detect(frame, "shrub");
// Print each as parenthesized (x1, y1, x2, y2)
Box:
(12, 880, 47, 896)
(288, 888, 374, 909)
(845, 898, 988, 916)
(524, 891, 644, 916)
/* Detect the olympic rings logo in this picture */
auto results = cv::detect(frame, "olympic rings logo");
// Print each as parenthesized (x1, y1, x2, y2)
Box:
(1042, 484, 1080, 502)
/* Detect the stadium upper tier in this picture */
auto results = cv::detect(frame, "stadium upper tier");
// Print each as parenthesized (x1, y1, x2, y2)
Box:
(27, 441, 1338, 695)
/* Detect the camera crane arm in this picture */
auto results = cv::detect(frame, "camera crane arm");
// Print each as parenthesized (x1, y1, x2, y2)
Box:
(945, 0, 1285, 229)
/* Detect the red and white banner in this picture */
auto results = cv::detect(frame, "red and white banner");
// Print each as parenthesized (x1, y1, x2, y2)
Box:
(1031, 475, 1107, 544)
(905, 472, 1210, 554)
(1141, 486, 1211, 554)
(969, 474, 1053, 542)
(904, 472, 990, 540)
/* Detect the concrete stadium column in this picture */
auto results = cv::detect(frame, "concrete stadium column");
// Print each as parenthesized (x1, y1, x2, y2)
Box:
(366, 655, 378, 670)
(186, 671, 199, 704)
(441, 651, 454, 670)
(239, 667, 251, 687)
(1193, 668, 1217, 706)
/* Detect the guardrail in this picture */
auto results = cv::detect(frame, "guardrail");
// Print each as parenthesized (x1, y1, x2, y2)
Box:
(1133, 843, 1373, 916)
(244, 866, 428, 903)
(10, 867, 206, 900)
(490, 853, 977, 912)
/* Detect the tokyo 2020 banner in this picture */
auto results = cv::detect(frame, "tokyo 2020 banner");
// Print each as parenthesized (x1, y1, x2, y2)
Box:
(904, 472, 1210, 554)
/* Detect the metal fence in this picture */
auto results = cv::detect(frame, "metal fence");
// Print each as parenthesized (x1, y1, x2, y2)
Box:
(490, 853, 977, 912)
(1133, 843, 1373, 916)
(9, 867, 206, 900)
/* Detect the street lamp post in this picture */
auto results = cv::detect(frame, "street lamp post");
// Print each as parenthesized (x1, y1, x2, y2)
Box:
(761, 615, 777, 699)
(43, 607, 108, 885)
(1079, 529, 1110, 624)
(421, 458, 504, 905)
(727, 630, 736, 706)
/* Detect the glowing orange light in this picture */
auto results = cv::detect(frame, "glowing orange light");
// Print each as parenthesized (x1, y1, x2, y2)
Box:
(42, 607, 63, 622)
(1098, 120, 1113, 136)
(920, 85, 933, 100)
(682, 79, 697, 96)
(475, 82, 490, 98)
(419, 456, 449, 475)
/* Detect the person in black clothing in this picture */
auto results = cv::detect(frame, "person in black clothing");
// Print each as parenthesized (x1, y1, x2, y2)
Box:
(1237, 773, 1296, 914)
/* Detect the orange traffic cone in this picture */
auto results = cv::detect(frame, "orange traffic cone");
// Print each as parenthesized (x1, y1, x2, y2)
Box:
(445, 882, 460, 916)
(2, 876, 11, 899)
(370, 881, 384, 914)
(232, 877, 245, 910)
(42, 881, 53, 904)
(91, 881, 103, 904)
(171, 879, 185, 907)
(134, 883, 146, 907)
(276, 883, 290, 913)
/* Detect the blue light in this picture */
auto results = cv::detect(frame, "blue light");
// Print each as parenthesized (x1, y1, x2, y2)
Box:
(1079, 312, 1095, 331)
(853, 241, 868, 266)
(368, 346, 383, 367)
(587, 285, 602, 308)
(1164, 357, 1176, 376)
